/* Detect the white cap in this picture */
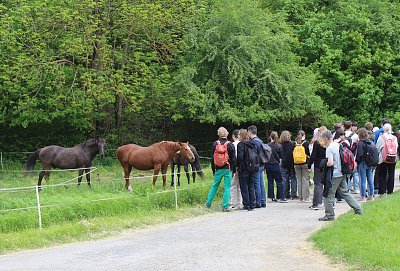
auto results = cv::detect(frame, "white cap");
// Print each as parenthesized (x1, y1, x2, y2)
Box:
(372, 127, 379, 132)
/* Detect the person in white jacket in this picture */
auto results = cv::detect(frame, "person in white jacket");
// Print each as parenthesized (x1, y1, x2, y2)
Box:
(376, 123, 398, 195)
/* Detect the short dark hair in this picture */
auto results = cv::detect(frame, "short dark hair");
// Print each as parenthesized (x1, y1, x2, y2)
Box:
(334, 128, 345, 140)
(351, 121, 358, 127)
(232, 129, 239, 138)
(247, 125, 257, 135)
(382, 118, 390, 126)
(343, 121, 352, 130)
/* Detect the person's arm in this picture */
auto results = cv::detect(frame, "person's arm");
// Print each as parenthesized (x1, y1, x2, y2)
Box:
(308, 142, 318, 169)
(304, 141, 310, 157)
(376, 136, 384, 153)
(228, 143, 236, 173)
(355, 141, 364, 164)
(326, 146, 334, 167)
(211, 142, 216, 174)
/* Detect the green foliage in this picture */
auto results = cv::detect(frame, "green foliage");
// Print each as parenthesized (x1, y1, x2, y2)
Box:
(1, 0, 399, 151)
(274, 0, 400, 124)
(174, 0, 326, 126)
(311, 193, 400, 270)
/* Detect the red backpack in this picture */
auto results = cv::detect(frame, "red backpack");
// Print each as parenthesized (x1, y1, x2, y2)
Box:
(381, 134, 398, 163)
(213, 140, 230, 168)
(340, 143, 355, 175)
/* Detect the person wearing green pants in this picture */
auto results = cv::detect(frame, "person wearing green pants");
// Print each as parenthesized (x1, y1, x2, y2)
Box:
(206, 127, 236, 211)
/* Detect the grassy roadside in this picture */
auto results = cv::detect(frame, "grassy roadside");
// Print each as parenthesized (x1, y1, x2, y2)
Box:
(310, 191, 400, 271)
(0, 161, 218, 255)
(0, 204, 212, 255)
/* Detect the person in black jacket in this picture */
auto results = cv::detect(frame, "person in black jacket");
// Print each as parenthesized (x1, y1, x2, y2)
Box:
(280, 130, 298, 199)
(266, 131, 287, 203)
(308, 126, 328, 210)
(206, 127, 236, 212)
(356, 128, 376, 202)
(237, 129, 256, 211)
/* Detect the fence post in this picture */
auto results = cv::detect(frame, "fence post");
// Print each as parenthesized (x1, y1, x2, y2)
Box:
(35, 186, 42, 229)
(173, 172, 178, 210)
(0, 152, 3, 171)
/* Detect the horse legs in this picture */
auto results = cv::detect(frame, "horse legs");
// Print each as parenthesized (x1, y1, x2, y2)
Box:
(77, 169, 84, 187)
(124, 165, 133, 191)
(37, 168, 50, 190)
(85, 168, 91, 188)
(161, 166, 168, 190)
(177, 165, 181, 186)
(184, 164, 190, 184)
(152, 165, 161, 188)
(170, 163, 175, 187)
(191, 163, 196, 184)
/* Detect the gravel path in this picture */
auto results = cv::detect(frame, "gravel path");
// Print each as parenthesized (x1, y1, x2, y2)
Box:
(1, 176, 398, 271)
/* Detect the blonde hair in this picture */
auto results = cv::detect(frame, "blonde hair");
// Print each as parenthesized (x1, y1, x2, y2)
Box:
(217, 127, 229, 137)
(317, 126, 328, 142)
(239, 129, 249, 141)
(280, 130, 291, 143)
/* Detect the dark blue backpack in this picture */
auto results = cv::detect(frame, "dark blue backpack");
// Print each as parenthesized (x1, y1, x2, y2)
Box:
(245, 142, 260, 173)
(364, 141, 379, 167)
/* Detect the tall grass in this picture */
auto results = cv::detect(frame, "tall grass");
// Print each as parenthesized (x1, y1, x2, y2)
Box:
(310, 192, 400, 271)
(0, 158, 217, 254)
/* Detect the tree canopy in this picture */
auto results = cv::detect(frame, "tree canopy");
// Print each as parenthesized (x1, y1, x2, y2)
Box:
(0, 0, 399, 150)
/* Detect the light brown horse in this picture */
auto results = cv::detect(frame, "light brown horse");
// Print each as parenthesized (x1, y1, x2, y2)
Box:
(116, 141, 195, 191)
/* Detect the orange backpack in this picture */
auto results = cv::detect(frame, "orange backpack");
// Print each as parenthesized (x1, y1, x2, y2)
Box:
(213, 140, 230, 168)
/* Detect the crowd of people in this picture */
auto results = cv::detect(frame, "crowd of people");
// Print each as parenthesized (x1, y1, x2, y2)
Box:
(205, 119, 399, 221)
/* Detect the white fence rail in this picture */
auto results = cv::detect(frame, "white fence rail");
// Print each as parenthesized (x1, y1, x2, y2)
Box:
(0, 166, 210, 229)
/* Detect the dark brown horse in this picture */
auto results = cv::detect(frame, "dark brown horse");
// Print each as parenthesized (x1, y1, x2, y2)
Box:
(25, 138, 106, 189)
(170, 144, 204, 186)
(116, 141, 195, 191)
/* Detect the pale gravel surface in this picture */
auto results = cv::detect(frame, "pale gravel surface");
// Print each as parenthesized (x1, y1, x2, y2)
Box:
(0, 176, 398, 271)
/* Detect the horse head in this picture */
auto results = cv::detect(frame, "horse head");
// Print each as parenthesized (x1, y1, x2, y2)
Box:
(178, 142, 195, 163)
(96, 138, 106, 158)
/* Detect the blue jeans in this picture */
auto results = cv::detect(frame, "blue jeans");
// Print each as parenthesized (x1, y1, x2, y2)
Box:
(281, 166, 297, 198)
(266, 163, 284, 200)
(358, 161, 374, 198)
(252, 164, 266, 206)
(347, 171, 360, 192)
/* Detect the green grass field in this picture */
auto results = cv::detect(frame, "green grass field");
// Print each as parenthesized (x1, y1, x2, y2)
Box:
(0, 158, 216, 254)
(310, 191, 400, 271)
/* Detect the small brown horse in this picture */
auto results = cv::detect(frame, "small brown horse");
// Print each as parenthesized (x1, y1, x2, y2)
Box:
(116, 141, 195, 191)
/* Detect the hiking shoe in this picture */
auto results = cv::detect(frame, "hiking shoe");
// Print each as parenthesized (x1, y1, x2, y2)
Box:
(239, 206, 251, 211)
(272, 198, 278, 202)
(278, 199, 288, 203)
(255, 204, 262, 208)
(261, 203, 266, 208)
(319, 216, 334, 221)
(291, 195, 299, 200)
(309, 204, 322, 210)
(222, 208, 231, 212)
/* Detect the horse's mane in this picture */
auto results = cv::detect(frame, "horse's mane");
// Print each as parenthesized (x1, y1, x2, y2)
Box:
(77, 138, 104, 147)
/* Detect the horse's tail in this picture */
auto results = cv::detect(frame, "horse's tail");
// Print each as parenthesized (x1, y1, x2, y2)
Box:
(191, 147, 204, 179)
(24, 149, 42, 175)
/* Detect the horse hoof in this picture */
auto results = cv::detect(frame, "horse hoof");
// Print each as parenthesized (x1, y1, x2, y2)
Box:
(127, 185, 132, 192)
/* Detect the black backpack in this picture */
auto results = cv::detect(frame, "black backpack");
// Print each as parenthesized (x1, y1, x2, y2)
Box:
(259, 143, 272, 163)
(245, 142, 260, 173)
(364, 141, 379, 167)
